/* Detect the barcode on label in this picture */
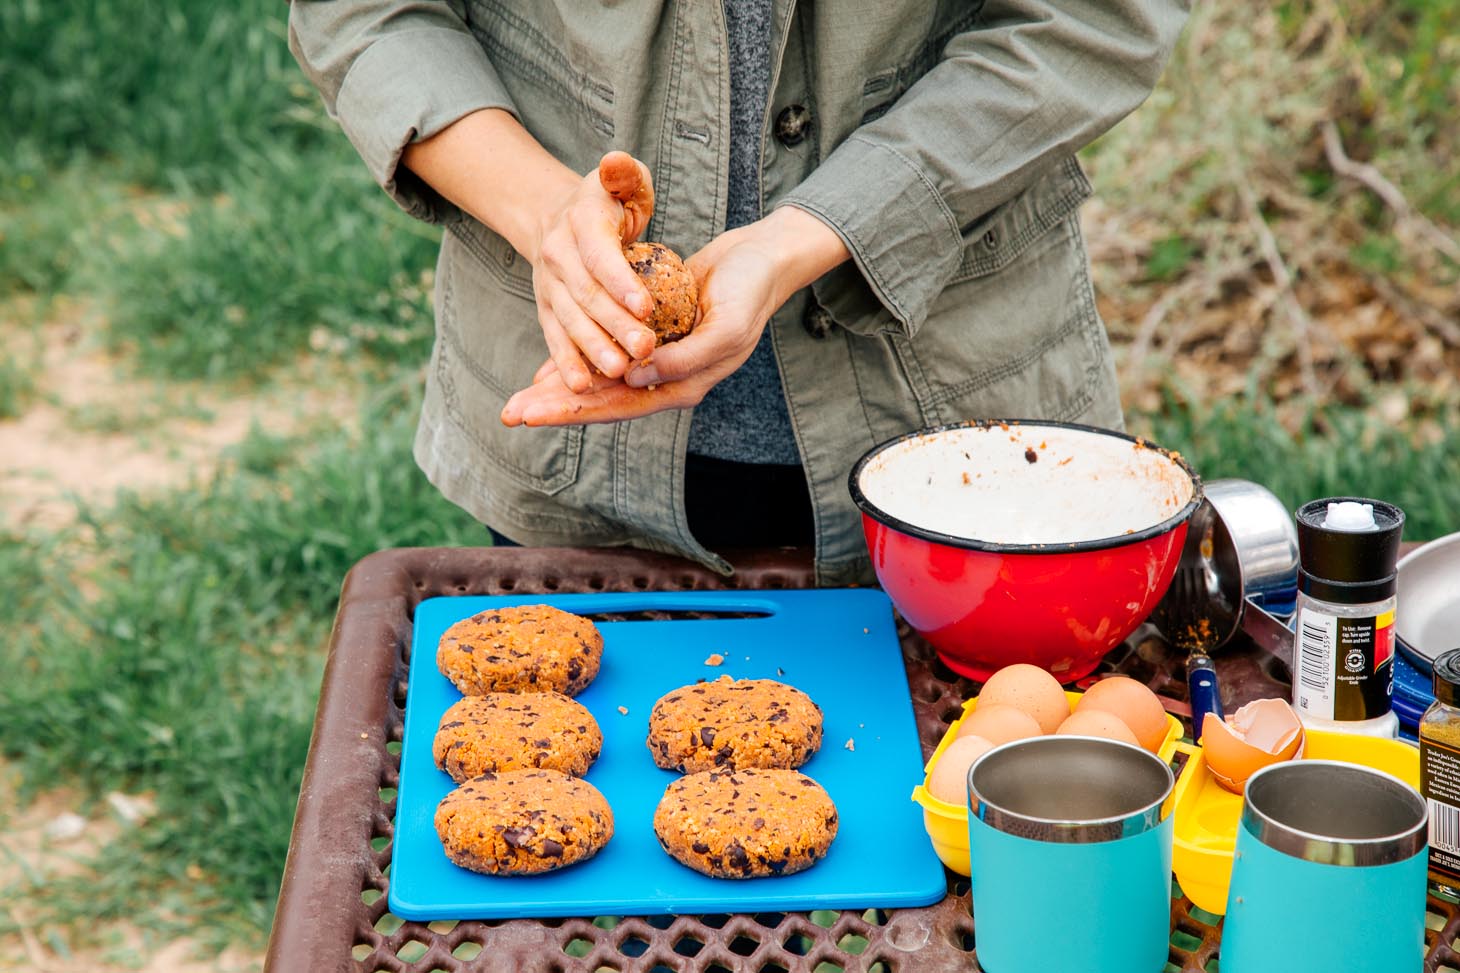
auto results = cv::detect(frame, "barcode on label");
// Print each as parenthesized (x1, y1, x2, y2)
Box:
(1295, 610, 1335, 719)
(1432, 800, 1460, 855)
(1298, 621, 1328, 690)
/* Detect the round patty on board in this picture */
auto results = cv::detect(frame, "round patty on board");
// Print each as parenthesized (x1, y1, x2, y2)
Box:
(437, 604, 602, 697)
(432, 692, 603, 782)
(646, 677, 823, 773)
(435, 769, 613, 876)
(653, 768, 838, 878)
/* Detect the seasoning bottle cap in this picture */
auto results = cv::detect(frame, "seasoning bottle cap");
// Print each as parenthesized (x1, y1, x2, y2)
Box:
(1295, 496, 1405, 603)
(1323, 501, 1375, 531)
(1435, 650, 1460, 708)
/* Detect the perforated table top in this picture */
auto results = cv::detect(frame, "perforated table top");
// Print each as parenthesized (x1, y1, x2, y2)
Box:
(264, 545, 1460, 973)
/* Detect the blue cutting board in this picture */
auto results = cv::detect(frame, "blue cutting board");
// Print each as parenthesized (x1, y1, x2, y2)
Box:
(389, 589, 946, 920)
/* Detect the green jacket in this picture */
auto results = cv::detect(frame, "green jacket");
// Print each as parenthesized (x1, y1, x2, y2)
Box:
(289, 0, 1188, 585)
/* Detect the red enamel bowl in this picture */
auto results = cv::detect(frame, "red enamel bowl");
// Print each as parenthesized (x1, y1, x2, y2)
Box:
(849, 421, 1201, 682)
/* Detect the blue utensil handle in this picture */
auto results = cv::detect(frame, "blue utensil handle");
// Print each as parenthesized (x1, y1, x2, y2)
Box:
(1188, 654, 1224, 743)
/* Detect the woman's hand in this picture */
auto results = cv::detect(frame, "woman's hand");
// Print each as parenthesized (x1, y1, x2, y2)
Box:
(527, 151, 660, 393)
(400, 114, 661, 393)
(500, 206, 850, 427)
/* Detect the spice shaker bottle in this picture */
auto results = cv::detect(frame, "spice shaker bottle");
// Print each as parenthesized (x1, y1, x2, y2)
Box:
(1291, 497, 1405, 738)
(1421, 649, 1460, 897)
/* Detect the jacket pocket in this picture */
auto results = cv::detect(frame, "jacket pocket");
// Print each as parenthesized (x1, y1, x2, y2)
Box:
(858, 1, 988, 125)
(950, 155, 1093, 284)
(447, 218, 536, 302)
(434, 228, 583, 495)
(463, 0, 617, 142)
(899, 205, 1115, 426)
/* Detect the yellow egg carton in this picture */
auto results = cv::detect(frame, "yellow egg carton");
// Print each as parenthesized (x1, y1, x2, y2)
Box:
(1168, 727, 1419, 915)
(910, 689, 1184, 876)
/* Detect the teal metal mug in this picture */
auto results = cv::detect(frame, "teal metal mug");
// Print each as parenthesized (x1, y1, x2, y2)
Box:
(966, 736, 1175, 973)
(1221, 761, 1428, 973)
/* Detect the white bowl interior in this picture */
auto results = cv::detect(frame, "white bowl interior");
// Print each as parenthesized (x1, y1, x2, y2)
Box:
(857, 424, 1195, 546)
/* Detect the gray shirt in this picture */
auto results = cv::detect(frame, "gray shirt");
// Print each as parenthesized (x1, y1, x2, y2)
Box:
(686, 0, 800, 466)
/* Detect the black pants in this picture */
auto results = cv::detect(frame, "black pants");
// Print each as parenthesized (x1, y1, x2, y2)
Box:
(488, 455, 814, 550)
(684, 454, 815, 549)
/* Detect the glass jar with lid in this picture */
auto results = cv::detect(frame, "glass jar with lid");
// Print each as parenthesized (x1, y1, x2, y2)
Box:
(1419, 649, 1460, 896)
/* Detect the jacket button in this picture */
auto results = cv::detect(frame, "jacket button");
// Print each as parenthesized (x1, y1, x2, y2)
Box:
(803, 303, 833, 339)
(775, 105, 812, 147)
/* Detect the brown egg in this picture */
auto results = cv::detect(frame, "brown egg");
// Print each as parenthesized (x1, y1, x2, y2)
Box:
(1202, 698, 1305, 795)
(976, 663, 1070, 734)
(955, 703, 1042, 747)
(1055, 710, 1140, 746)
(927, 734, 997, 805)
(1074, 677, 1169, 752)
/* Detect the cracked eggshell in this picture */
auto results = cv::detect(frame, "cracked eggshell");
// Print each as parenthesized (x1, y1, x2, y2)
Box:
(1201, 698, 1306, 795)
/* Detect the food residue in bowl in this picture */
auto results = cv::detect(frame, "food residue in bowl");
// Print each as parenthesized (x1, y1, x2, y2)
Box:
(855, 423, 1196, 546)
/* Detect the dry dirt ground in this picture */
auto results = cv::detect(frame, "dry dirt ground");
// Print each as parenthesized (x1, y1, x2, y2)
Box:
(0, 762, 260, 973)
(0, 298, 369, 972)
(0, 297, 362, 531)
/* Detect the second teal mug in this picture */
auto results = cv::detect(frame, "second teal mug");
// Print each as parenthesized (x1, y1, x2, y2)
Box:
(1221, 760, 1428, 973)
(967, 735, 1175, 973)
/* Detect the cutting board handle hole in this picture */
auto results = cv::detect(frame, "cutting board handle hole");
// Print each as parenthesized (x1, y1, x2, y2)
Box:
(581, 609, 772, 622)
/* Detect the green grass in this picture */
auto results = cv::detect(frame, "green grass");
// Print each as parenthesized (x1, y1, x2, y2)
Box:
(0, 529, 56, 625)
(0, 355, 38, 420)
(1282, 0, 1460, 224)
(1131, 392, 1460, 542)
(1, 0, 442, 381)
(1, 140, 440, 383)
(93, 145, 440, 381)
(0, 315, 43, 419)
(1145, 235, 1199, 282)
(0, 149, 118, 297)
(0, 386, 485, 944)
(0, 0, 326, 193)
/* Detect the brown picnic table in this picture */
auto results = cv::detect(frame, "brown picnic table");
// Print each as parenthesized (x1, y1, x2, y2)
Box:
(263, 545, 1460, 973)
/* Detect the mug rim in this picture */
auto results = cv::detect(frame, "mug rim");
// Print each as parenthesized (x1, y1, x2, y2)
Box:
(1240, 759, 1428, 866)
(968, 735, 1174, 843)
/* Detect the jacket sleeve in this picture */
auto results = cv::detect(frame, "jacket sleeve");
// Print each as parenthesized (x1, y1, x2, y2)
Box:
(288, 0, 517, 223)
(778, 0, 1189, 337)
